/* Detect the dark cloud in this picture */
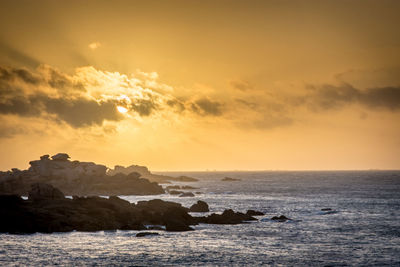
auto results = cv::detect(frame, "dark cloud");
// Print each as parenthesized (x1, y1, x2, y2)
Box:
(166, 99, 185, 112)
(0, 90, 122, 128)
(192, 98, 223, 116)
(0, 66, 41, 85)
(306, 83, 400, 111)
(40, 65, 84, 91)
(131, 98, 158, 116)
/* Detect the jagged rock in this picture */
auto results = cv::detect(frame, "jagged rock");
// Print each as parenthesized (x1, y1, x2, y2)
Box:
(0, 154, 164, 196)
(179, 192, 195, 197)
(246, 210, 264, 216)
(197, 209, 256, 224)
(174, 176, 198, 182)
(136, 232, 160, 237)
(189, 200, 209, 212)
(28, 183, 65, 201)
(51, 153, 70, 161)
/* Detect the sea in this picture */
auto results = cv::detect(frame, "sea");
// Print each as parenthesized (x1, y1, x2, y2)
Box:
(1, 171, 400, 266)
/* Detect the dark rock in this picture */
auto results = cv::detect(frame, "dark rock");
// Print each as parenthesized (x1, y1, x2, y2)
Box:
(169, 190, 184, 195)
(165, 221, 194, 231)
(271, 215, 290, 222)
(179, 192, 195, 197)
(321, 208, 332, 211)
(189, 200, 209, 212)
(28, 183, 65, 201)
(147, 225, 164, 230)
(246, 210, 264, 216)
(197, 209, 256, 224)
(136, 232, 159, 237)
(221, 177, 241, 181)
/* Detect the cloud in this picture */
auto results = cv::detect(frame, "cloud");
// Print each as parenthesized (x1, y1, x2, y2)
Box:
(305, 83, 400, 111)
(0, 40, 40, 68)
(191, 98, 223, 116)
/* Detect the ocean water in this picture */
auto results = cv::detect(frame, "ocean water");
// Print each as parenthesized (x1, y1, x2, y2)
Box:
(1, 171, 400, 266)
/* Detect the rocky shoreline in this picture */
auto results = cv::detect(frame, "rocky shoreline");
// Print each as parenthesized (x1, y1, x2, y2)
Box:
(0, 183, 262, 234)
(0, 153, 199, 196)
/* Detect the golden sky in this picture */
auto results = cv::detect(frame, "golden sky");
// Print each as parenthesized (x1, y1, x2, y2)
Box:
(1, 0, 399, 171)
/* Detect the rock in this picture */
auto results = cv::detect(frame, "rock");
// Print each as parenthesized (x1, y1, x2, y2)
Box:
(40, 155, 50, 160)
(189, 200, 209, 212)
(165, 221, 194, 231)
(179, 192, 195, 197)
(321, 208, 332, 211)
(221, 177, 241, 181)
(197, 209, 256, 224)
(28, 183, 65, 201)
(136, 232, 160, 237)
(271, 215, 290, 222)
(51, 153, 70, 161)
(169, 190, 184, 195)
(246, 210, 264, 216)
(146, 225, 165, 230)
(0, 154, 165, 196)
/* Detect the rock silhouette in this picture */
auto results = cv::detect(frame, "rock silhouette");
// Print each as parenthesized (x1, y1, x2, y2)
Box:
(0, 154, 164, 196)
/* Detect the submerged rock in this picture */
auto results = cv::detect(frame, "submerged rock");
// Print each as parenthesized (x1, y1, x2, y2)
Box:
(271, 215, 290, 222)
(189, 200, 209, 212)
(179, 192, 195, 197)
(136, 232, 160, 237)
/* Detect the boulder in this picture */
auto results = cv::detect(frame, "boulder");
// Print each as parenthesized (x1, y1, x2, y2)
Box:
(28, 183, 65, 201)
(189, 200, 209, 212)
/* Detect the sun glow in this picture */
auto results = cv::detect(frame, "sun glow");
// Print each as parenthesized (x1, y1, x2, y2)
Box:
(117, 106, 128, 113)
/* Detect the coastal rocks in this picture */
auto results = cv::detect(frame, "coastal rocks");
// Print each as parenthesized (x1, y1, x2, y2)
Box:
(196, 209, 256, 224)
(221, 177, 241, 181)
(28, 183, 65, 201)
(136, 232, 160, 237)
(107, 165, 198, 183)
(0, 154, 164, 196)
(189, 200, 209, 212)
(246, 210, 264, 216)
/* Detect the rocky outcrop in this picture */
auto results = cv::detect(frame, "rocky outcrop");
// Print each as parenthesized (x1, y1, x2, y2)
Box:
(196, 209, 256, 224)
(107, 166, 198, 183)
(0, 184, 260, 234)
(0, 154, 164, 196)
(189, 200, 209, 212)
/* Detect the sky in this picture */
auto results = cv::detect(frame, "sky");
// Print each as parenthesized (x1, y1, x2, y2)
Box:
(0, 0, 399, 171)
